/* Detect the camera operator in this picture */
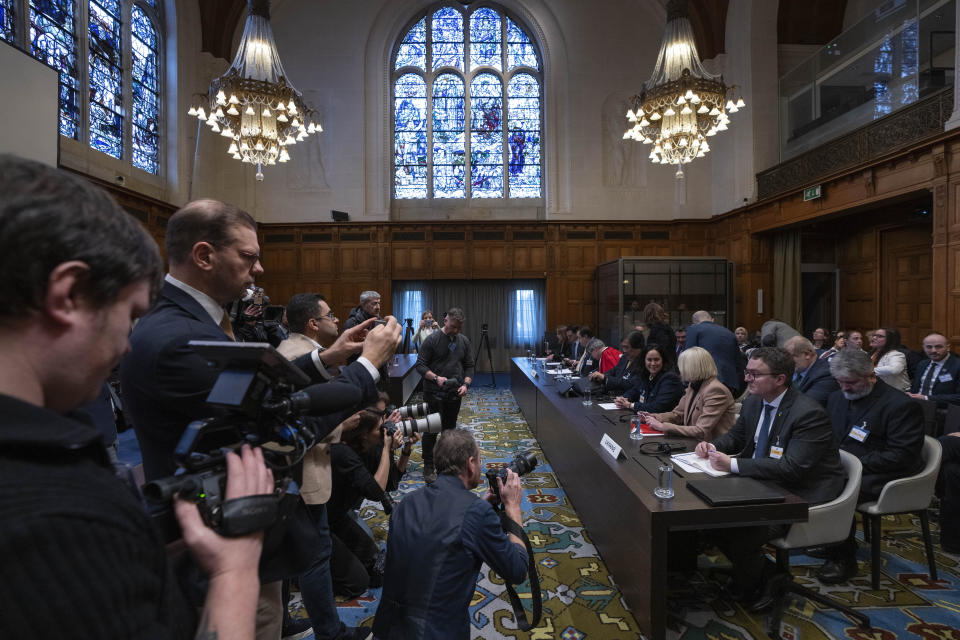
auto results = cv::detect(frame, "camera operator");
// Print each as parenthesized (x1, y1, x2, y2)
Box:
(415, 307, 475, 483)
(119, 200, 397, 640)
(328, 406, 418, 597)
(0, 154, 271, 639)
(372, 429, 527, 639)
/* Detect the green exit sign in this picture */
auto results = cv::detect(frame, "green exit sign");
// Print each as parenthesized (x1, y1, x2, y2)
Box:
(803, 185, 822, 201)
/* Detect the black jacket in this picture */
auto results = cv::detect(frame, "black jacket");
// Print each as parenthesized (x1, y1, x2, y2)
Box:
(911, 355, 960, 406)
(344, 305, 375, 330)
(603, 357, 642, 394)
(0, 394, 195, 639)
(712, 388, 845, 505)
(646, 322, 675, 366)
(796, 356, 839, 407)
(826, 380, 925, 499)
(631, 370, 685, 412)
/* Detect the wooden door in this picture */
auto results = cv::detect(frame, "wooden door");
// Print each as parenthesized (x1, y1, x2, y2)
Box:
(881, 226, 932, 349)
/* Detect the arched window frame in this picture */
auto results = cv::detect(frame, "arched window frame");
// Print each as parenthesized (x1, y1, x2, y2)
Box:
(4, 0, 163, 175)
(391, 2, 544, 202)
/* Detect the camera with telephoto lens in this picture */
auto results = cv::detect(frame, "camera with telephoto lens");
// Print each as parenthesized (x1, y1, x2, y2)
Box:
(485, 450, 538, 502)
(397, 402, 429, 419)
(383, 412, 443, 438)
(142, 342, 363, 542)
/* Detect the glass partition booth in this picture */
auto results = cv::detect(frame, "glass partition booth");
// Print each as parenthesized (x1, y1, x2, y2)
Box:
(596, 258, 734, 347)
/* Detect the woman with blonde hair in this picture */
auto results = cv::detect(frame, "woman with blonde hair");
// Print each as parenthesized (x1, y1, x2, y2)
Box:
(640, 346, 735, 441)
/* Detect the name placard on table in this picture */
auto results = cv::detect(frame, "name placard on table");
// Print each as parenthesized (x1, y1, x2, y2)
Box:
(600, 433, 624, 460)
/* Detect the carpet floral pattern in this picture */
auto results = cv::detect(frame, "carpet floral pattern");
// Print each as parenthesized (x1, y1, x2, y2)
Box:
(289, 380, 960, 639)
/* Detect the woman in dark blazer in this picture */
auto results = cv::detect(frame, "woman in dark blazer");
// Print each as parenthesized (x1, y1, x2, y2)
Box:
(613, 343, 683, 413)
(643, 302, 677, 369)
(642, 346, 735, 441)
(590, 330, 644, 393)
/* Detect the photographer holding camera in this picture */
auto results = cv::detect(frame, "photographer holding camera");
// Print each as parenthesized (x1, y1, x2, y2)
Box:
(415, 307, 474, 483)
(328, 405, 418, 597)
(120, 200, 396, 640)
(0, 155, 272, 639)
(372, 429, 528, 639)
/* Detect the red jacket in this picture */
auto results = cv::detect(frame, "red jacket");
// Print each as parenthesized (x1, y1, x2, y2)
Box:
(597, 347, 622, 374)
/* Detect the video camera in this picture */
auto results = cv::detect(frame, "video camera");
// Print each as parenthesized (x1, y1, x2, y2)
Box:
(485, 450, 538, 503)
(143, 342, 361, 541)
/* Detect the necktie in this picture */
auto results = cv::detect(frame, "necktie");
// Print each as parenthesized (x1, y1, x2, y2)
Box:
(219, 311, 235, 341)
(921, 362, 938, 396)
(754, 404, 774, 459)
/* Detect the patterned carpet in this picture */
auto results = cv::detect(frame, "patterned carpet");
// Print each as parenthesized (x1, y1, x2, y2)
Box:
(276, 378, 960, 639)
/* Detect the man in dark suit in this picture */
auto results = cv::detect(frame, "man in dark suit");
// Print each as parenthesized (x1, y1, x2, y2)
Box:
(785, 336, 839, 407)
(695, 347, 844, 608)
(684, 310, 744, 396)
(818, 350, 925, 582)
(120, 199, 394, 640)
(908, 333, 960, 407)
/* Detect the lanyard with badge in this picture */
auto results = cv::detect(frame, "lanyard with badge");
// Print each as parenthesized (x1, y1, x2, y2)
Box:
(848, 419, 870, 443)
(769, 434, 784, 460)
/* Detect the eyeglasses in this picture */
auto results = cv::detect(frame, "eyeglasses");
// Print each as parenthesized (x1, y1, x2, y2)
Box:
(236, 249, 261, 265)
(315, 311, 337, 322)
(744, 370, 777, 380)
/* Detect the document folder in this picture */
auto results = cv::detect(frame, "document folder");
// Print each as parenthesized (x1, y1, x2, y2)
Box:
(686, 476, 786, 507)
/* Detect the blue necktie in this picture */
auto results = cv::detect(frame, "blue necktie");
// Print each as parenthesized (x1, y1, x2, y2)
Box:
(754, 404, 774, 459)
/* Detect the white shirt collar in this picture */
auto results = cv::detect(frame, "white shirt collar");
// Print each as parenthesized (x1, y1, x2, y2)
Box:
(165, 273, 225, 325)
(290, 332, 322, 350)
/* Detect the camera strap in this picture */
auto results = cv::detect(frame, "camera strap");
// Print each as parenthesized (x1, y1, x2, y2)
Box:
(496, 512, 542, 631)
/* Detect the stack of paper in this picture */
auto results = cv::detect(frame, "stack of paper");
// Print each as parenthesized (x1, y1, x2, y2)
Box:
(671, 452, 730, 477)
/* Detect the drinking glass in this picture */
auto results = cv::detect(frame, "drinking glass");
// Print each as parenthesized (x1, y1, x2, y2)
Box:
(582, 386, 592, 406)
(655, 462, 674, 499)
(630, 415, 644, 441)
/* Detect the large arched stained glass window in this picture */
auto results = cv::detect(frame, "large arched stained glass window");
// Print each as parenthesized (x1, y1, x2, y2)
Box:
(392, 3, 542, 200)
(10, 0, 162, 172)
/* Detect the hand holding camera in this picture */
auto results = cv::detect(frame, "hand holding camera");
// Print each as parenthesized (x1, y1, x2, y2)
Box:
(173, 444, 273, 577)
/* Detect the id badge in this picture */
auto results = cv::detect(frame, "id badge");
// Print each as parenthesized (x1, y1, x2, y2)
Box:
(769, 445, 784, 459)
(848, 425, 869, 442)
(448, 341, 457, 353)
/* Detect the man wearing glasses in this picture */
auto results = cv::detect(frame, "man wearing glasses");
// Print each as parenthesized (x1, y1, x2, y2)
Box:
(694, 347, 844, 611)
(279, 292, 343, 361)
(121, 200, 389, 640)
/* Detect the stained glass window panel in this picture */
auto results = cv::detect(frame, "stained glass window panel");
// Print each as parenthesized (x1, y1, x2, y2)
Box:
(131, 5, 159, 173)
(431, 7, 463, 71)
(89, 0, 122, 158)
(469, 7, 501, 71)
(507, 18, 538, 70)
(432, 73, 465, 198)
(470, 73, 502, 198)
(1, 0, 14, 42)
(507, 73, 540, 197)
(30, 0, 80, 139)
(395, 17, 426, 70)
(394, 74, 427, 198)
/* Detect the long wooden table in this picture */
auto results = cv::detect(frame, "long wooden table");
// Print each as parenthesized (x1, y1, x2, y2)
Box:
(510, 358, 808, 640)
(386, 354, 422, 406)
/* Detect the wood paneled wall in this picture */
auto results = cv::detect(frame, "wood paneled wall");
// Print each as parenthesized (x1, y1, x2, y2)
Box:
(76, 127, 960, 343)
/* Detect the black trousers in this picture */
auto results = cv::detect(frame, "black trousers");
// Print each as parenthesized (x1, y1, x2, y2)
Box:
(421, 390, 463, 468)
(937, 434, 960, 548)
(329, 515, 377, 598)
(709, 524, 787, 594)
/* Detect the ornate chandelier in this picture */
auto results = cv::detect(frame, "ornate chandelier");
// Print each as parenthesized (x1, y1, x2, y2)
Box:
(188, 0, 321, 181)
(623, 0, 744, 177)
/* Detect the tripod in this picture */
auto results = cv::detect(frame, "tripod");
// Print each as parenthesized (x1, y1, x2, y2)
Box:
(474, 323, 497, 388)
